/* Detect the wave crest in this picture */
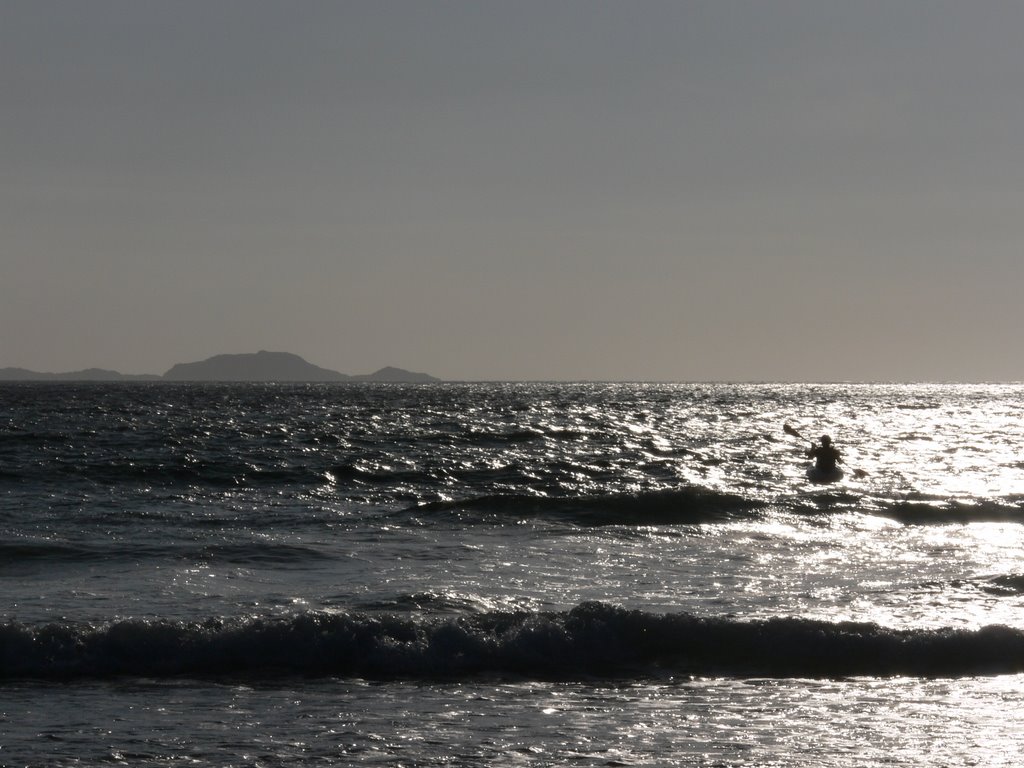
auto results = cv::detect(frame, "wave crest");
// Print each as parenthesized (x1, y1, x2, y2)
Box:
(5, 603, 1024, 681)
(406, 488, 765, 526)
(879, 498, 1024, 525)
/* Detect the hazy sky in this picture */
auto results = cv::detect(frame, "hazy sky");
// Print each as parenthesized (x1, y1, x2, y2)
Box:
(4, 2, 1023, 381)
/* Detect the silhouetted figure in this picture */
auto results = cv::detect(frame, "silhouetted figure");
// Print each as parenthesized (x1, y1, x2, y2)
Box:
(806, 435, 842, 473)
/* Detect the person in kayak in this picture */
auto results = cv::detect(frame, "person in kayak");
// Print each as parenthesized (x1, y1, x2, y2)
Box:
(806, 435, 842, 473)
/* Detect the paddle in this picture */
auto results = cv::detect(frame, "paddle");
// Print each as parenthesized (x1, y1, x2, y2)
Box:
(783, 422, 868, 479)
(783, 422, 808, 442)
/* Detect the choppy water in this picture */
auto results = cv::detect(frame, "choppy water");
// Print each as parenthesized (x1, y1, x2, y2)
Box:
(3, 382, 1024, 765)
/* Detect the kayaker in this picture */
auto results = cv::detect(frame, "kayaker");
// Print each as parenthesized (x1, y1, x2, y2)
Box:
(806, 435, 842, 473)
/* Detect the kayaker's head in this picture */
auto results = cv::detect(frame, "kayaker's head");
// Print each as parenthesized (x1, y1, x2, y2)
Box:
(820, 435, 832, 446)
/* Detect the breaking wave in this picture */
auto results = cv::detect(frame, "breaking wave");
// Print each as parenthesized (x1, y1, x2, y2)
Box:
(5, 602, 1023, 681)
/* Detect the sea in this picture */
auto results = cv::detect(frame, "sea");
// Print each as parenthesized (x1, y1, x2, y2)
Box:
(3, 381, 1024, 766)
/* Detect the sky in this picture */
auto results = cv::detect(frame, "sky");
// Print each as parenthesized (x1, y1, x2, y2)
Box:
(3, 1, 1023, 382)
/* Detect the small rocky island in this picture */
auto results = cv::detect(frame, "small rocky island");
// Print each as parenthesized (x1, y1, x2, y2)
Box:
(0, 351, 439, 383)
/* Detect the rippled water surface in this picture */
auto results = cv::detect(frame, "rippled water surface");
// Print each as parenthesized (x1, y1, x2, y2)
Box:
(3, 382, 1024, 764)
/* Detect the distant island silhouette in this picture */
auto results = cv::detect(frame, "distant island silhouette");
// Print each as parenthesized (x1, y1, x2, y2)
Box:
(0, 351, 440, 383)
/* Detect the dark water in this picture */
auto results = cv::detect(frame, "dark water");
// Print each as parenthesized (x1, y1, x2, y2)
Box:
(3, 382, 1024, 765)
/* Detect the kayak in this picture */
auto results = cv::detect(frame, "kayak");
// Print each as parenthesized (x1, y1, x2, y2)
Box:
(806, 465, 844, 484)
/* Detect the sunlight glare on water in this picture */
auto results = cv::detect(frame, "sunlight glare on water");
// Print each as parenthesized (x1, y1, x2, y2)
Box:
(850, 384, 1024, 502)
(5, 382, 1024, 767)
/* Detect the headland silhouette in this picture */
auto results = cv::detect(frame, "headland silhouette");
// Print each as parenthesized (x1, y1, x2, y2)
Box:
(0, 351, 439, 383)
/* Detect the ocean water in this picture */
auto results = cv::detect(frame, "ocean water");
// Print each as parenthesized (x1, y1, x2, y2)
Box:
(3, 381, 1024, 766)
